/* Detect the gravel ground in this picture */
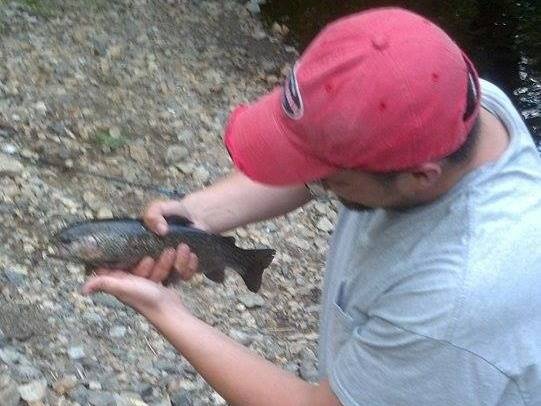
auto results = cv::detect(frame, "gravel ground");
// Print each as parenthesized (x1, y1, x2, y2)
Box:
(0, 1, 339, 404)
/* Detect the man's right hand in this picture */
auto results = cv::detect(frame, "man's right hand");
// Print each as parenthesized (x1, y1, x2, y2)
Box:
(130, 199, 208, 283)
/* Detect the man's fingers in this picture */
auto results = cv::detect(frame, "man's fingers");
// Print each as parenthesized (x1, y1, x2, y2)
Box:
(143, 200, 185, 235)
(187, 252, 199, 279)
(82, 271, 127, 296)
(132, 256, 155, 278)
(150, 248, 176, 282)
(174, 244, 192, 280)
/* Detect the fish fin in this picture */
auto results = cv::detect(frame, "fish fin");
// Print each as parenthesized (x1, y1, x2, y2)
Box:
(165, 215, 193, 226)
(235, 248, 275, 293)
(205, 268, 225, 283)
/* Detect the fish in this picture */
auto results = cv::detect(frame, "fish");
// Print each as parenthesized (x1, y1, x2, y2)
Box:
(52, 216, 275, 292)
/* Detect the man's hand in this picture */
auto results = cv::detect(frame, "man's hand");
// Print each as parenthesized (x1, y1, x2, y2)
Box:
(82, 270, 186, 319)
(131, 199, 206, 283)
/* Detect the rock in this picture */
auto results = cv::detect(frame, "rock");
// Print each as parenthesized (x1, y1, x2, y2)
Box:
(211, 392, 226, 405)
(0, 155, 23, 177)
(1, 144, 17, 155)
(88, 390, 115, 405)
(229, 329, 254, 346)
(88, 380, 102, 391)
(97, 206, 113, 219)
(4, 264, 28, 286)
(114, 391, 148, 405)
(238, 293, 265, 308)
(316, 217, 334, 232)
(0, 374, 20, 406)
(129, 144, 149, 164)
(165, 145, 189, 166)
(34, 101, 47, 115)
(17, 379, 47, 403)
(110, 325, 127, 338)
(109, 126, 122, 139)
(83, 191, 101, 211)
(170, 389, 193, 406)
(192, 166, 210, 184)
(68, 345, 86, 360)
(53, 374, 78, 395)
(0, 347, 22, 364)
(13, 364, 43, 382)
(245, 1, 260, 14)
(176, 130, 194, 143)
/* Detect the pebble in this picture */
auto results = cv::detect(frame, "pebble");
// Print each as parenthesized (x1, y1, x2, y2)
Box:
(170, 389, 193, 406)
(53, 374, 78, 395)
(110, 325, 127, 338)
(0, 155, 23, 177)
(129, 144, 149, 164)
(316, 217, 334, 232)
(0, 374, 20, 406)
(165, 145, 189, 166)
(192, 166, 210, 184)
(238, 293, 265, 308)
(4, 265, 28, 286)
(245, 1, 260, 14)
(17, 379, 47, 403)
(97, 206, 113, 219)
(229, 329, 255, 346)
(68, 345, 86, 360)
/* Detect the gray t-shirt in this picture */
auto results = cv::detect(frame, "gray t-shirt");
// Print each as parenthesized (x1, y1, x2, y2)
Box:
(318, 79, 541, 405)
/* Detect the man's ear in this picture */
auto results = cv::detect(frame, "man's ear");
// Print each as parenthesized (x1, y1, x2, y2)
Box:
(395, 163, 443, 197)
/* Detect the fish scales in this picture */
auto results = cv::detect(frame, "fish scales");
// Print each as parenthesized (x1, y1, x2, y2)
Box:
(53, 217, 275, 292)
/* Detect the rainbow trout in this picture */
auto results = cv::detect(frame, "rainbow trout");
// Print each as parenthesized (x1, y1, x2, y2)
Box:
(53, 216, 275, 292)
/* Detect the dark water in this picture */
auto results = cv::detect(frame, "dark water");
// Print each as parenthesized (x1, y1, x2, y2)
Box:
(261, 0, 541, 146)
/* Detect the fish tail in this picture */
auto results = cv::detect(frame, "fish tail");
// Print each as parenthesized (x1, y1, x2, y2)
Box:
(236, 248, 275, 293)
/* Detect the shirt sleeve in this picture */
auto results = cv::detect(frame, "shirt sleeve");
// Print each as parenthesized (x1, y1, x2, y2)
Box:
(328, 314, 512, 405)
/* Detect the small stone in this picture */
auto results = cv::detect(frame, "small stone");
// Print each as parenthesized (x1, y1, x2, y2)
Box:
(175, 162, 194, 174)
(0, 155, 23, 177)
(68, 345, 85, 360)
(53, 374, 78, 395)
(88, 380, 102, 391)
(17, 379, 47, 403)
(165, 145, 189, 166)
(109, 126, 121, 139)
(4, 265, 28, 286)
(211, 392, 226, 405)
(245, 1, 260, 14)
(97, 207, 113, 219)
(34, 101, 47, 115)
(1, 144, 17, 155)
(251, 29, 266, 40)
(13, 364, 43, 382)
(0, 374, 20, 406)
(229, 329, 254, 346)
(316, 217, 334, 232)
(129, 144, 149, 164)
(192, 166, 210, 184)
(0, 348, 22, 364)
(114, 391, 147, 405)
(88, 389, 115, 405)
(170, 389, 192, 406)
(176, 130, 194, 143)
(110, 325, 127, 338)
(238, 293, 265, 308)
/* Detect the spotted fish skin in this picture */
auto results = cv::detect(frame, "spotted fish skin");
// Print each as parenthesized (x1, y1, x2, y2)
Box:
(53, 216, 275, 292)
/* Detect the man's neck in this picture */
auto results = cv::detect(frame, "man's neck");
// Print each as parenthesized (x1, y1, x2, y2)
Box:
(466, 108, 510, 171)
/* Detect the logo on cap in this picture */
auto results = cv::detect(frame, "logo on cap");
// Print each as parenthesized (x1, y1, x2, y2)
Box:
(281, 63, 304, 120)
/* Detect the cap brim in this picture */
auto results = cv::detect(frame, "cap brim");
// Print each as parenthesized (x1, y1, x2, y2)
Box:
(224, 89, 336, 186)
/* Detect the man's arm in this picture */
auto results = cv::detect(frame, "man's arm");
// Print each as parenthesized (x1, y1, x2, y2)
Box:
(154, 305, 341, 406)
(83, 272, 342, 406)
(176, 169, 312, 233)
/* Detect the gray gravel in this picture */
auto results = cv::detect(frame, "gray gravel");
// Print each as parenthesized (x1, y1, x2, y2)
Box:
(0, 0, 340, 404)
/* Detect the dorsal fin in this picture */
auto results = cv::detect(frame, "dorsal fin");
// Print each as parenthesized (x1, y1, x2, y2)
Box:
(165, 215, 193, 226)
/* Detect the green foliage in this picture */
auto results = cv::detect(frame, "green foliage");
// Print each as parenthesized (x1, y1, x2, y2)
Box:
(93, 129, 128, 152)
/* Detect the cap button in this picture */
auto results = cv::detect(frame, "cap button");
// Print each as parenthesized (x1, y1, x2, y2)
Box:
(371, 35, 389, 51)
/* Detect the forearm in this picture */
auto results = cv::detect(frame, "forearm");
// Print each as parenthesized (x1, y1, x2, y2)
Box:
(181, 169, 311, 233)
(150, 305, 319, 406)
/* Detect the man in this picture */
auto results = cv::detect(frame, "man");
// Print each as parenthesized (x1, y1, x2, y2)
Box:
(82, 7, 541, 405)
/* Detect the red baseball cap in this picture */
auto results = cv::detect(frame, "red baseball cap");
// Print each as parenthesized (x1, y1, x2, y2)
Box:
(224, 7, 481, 186)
